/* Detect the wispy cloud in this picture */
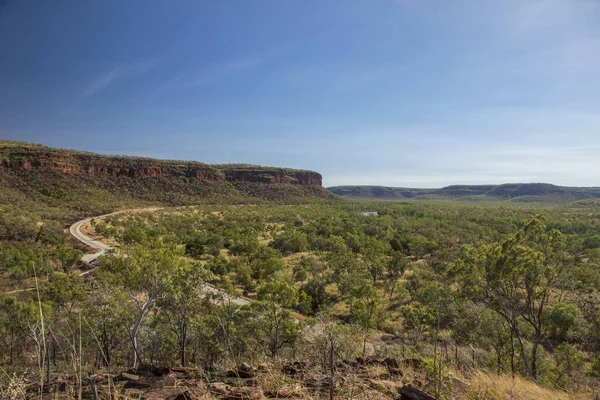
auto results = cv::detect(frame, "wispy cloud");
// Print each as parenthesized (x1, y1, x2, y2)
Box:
(82, 60, 157, 97)
(83, 68, 121, 97)
(506, 0, 598, 32)
(159, 52, 268, 92)
(325, 141, 600, 188)
(191, 53, 266, 86)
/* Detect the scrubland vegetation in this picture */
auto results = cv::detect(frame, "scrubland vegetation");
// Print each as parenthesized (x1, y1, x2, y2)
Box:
(2, 198, 600, 399)
(2, 142, 600, 398)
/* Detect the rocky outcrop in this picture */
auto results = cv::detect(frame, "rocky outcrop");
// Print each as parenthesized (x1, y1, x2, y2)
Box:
(0, 144, 322, 186)
(224, 169, 322, 185)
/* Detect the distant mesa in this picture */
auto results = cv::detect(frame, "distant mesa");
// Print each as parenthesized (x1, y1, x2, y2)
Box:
(0, 141, 322, 186)
(328, 183, 600, 204)
(0, 141, 336, 207)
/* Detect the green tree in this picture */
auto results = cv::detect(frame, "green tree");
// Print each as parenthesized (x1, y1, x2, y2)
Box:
(270, 229, 309, 255)
(42, 273, 85, 314)
(548, 302, 584, 344)
(452, 215, 567, 381)
(255, 281, 300, 358)
(101, 240, 184, 368)
(52, 245, 82, 273)
(349, 280, 383, 358)
(160, 262, 211, 366)
(385, 251, 407, 300)
(83, 284, 131, 367)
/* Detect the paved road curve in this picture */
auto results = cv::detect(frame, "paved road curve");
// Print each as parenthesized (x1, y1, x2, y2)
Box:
(69, 208, 251, 306)
(69, 216, 114, 264)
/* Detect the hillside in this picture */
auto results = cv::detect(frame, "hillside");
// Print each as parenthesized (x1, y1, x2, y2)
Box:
(328, 183, 600, 203)
(0, 141, 337, 218)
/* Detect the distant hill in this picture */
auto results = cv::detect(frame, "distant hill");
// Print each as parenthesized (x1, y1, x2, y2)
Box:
(328, 183, 600, 204)
(326, 185, 436, 200)
(0, 141, 337, 217)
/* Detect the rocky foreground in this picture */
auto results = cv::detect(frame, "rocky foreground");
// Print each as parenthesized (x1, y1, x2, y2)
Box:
(31, 357, 447, 400)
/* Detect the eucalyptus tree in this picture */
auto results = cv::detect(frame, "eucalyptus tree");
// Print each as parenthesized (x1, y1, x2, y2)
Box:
(452, 215, 567, 381)
(159, 261, 211, 366)
(255, 280, 300, 358)
(100, 240, 187, 368)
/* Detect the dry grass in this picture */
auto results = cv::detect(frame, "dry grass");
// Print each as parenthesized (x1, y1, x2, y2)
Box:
(466, 371, 592, 400)
(281, 251, 313, 264)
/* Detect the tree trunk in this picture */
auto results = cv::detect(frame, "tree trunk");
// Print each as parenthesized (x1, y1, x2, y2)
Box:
(90, 380, 99, 400)
(387, 280, 396, 301)
(455, 343, 459, 370)
(510, 332, 515, 380)
(45, 335, 51, 390)
(530, 332, 541, 382)
(131, 306, 148, 369)
(513, 327, 534, 380)
(179, 317, 187, 367)
(329, 332, 335, 400)
(495, 330, 502, 376)
(362, 333, 368, 360)
(497, 350, 501, 376)
(104, 331, 110, 367)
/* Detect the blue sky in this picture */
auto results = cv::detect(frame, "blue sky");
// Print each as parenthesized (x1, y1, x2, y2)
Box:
(1, 0, 600, 187)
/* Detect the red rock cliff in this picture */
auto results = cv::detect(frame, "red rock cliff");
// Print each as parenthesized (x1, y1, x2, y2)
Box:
(1, 146, 322, 186)
(223, 169, 322, 185)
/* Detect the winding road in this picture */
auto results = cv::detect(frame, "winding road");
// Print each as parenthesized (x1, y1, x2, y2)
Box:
(69, 214, 116, 264)
(69, 208, 251, 306)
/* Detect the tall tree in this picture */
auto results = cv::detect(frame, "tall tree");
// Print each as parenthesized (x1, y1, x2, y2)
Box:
(255, 280, 300, 358)
(101, 240, 184, 368)
(160, 262, 211, 366)
(452, 215, 567, 381)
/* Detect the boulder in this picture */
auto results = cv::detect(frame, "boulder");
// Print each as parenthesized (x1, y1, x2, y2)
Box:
(209, 382, 230, 395)
(120, 372, 140, 381)
(238, 363, 255, 378)
(264, 383, 304, 398)
(171, 366, 190, 375)
(356, 356, 379, 365)
(226, 363, 255, 379)
(398, 385, 437, 400)
(305, 373, 340, 389)
(123, 378, 152, 390)
(305, 373, 328, 388)
(384, 357, 400, 369)
(281, 361, 307, 376)
(136, 364, 170, 377)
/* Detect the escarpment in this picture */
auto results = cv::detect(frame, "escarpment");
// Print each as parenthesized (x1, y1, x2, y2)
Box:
(223, 168, 322, 185)
(0, 144, 322, 186)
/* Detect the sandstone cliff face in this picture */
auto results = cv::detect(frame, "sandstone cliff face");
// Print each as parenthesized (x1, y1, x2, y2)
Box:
(1, 147, 322, 186)
(224, 169, 322, 185)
